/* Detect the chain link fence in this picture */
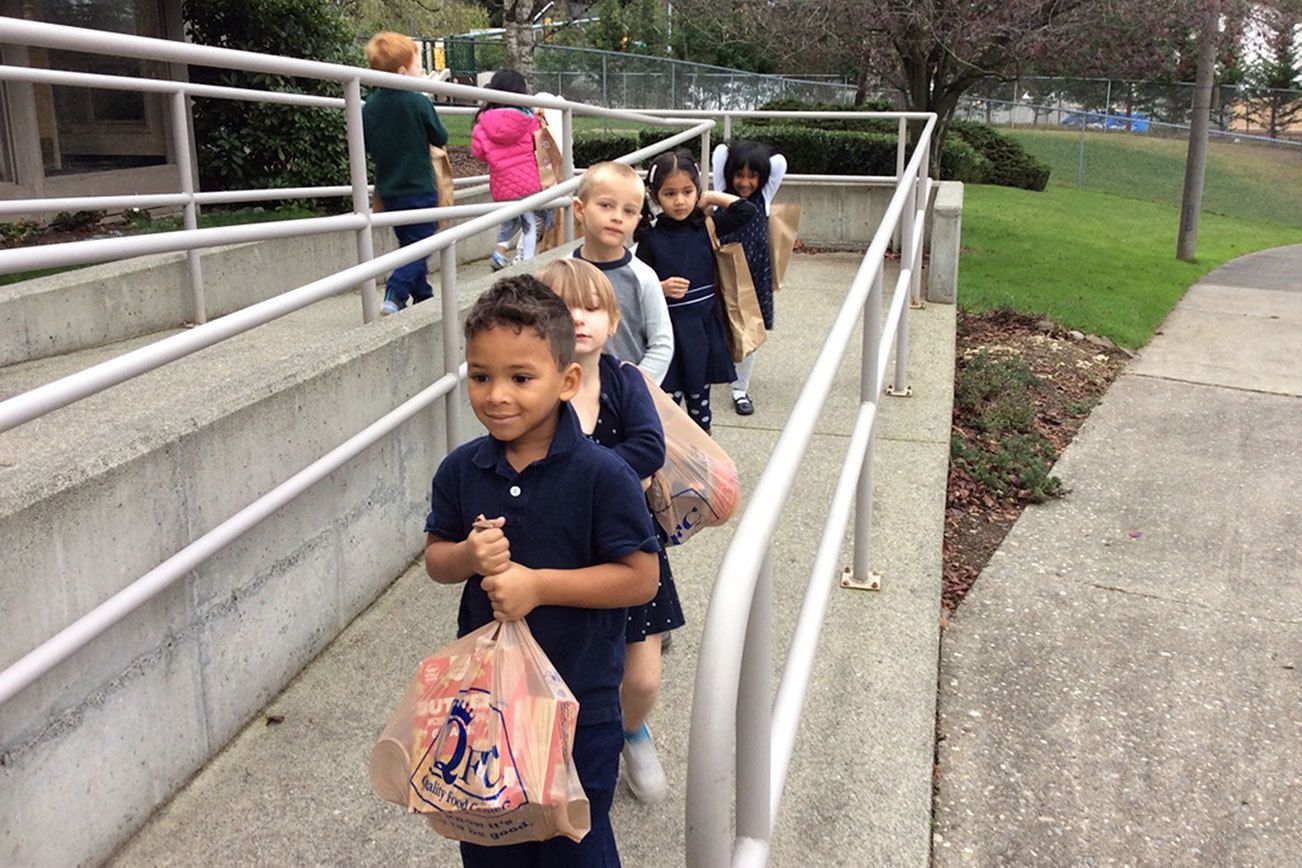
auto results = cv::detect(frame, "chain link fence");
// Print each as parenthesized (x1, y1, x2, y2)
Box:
(951, 88, 1302, 229)
(430, 39, 855, 110)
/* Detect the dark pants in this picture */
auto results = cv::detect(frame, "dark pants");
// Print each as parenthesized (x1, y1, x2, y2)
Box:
(382, 191, 438, 308)
(460, 721, 623, 868)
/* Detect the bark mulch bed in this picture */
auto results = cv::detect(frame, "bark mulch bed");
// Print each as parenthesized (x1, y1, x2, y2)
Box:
(942, 309, 1131, 615)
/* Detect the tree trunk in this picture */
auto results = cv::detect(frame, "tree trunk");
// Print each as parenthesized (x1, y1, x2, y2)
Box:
(1177, 2, 1218, 262)
(503, 1, 537, 82)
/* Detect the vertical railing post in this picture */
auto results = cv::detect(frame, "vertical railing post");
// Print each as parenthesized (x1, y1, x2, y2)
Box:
(561, 108, 575, 242)
(893, 116, 906, 253)
(736, 547, 773, 847)
(700, 130, 710, 191)
(852, 266, 884, 584)
(170, 89, 205, 324)
(890, 158, 917, 397)
(344, 77, 379, 323)
(440, 244, 462, 449)
(722, 113, 732, 142)
(911, 134, 930, 306)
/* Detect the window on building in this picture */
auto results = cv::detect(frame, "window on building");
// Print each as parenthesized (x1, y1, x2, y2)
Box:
(23, 0, 171, 176)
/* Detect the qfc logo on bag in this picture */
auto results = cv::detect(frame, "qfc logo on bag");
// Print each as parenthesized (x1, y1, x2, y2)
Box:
(411, 689, 525, 813)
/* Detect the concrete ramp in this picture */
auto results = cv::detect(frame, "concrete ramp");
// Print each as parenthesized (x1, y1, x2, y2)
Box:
(108, 254, 955, 867)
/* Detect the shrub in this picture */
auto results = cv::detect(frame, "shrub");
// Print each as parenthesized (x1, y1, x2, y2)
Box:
(948, 121, 1051, 191)
(572, 130, 641, 168)
(754, 98, 896, 134)
(50, 210, 106, 233)
(183, 0, 360, 207)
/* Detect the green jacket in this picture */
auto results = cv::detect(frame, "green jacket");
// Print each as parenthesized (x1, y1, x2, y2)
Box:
(362, 88, 449, 200)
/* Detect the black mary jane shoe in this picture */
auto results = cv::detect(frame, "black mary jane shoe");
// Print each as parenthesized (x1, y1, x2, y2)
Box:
(733, 394, 755, 416)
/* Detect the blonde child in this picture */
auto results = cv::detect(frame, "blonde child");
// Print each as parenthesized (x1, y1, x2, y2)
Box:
(570, 162, 674, 385)
(634, 149, 758, 432)
(537, 259, 683, 803)
(362, 32, 449, 315)
(712, 139, 787, 414)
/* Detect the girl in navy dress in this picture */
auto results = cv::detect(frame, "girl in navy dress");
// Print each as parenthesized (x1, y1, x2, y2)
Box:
(536, 258, 684, 805)
(634, 149, 758, 433)
(712, 139, 787, 416)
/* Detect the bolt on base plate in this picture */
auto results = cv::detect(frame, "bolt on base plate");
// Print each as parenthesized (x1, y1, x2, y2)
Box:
(841, 565, 881, 591)
(886, 384, 913, 397)
(910, 299, 926, 309)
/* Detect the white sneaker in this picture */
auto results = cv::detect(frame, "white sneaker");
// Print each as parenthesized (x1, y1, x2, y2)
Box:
(622, 724, 668, 803)
(380, 300, 400, 316)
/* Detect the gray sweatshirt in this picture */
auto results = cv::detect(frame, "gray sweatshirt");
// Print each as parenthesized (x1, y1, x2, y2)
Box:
(572, 247, 674, 385)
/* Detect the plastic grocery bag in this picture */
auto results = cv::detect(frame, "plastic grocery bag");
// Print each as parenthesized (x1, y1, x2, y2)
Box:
(370, 620, 589, 846)
(632, 366, 741, 545)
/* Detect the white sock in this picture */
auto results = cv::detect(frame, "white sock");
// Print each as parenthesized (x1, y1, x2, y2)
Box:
(732, 388, 747, 399)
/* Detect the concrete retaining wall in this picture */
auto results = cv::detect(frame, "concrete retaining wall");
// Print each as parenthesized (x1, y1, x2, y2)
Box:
(774, 179, 961, 305)
(0, 191, 499, 367)
(0, 180, 963, 867)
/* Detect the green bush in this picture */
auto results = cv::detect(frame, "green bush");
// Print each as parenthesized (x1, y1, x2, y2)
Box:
(572, 123, 991, 184)
(949, 121, 1051, 191)
(183, 0, 360, 206)
(754, 98, 896, 133)
(572, 130, 642, 168)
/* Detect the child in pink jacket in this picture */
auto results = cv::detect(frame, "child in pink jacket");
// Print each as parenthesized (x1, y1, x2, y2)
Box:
(471, 69, 555, 270)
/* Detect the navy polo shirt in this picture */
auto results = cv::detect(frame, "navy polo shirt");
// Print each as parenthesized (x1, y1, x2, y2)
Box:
(424, 402, 660, 725)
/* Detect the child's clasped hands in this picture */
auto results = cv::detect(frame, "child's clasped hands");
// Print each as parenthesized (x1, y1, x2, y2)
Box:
(468, 514, 539, 622)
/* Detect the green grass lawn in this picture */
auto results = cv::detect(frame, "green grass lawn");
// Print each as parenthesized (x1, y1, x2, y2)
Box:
(959, 183, 1302, 348)
(1007, 128, 1302, 229)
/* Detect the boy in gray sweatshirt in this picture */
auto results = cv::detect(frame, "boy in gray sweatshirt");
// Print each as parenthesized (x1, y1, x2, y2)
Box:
(571, 162, 673, 384)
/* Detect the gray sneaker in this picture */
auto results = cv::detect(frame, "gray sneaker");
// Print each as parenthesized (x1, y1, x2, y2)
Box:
(622, 724, 668, 803)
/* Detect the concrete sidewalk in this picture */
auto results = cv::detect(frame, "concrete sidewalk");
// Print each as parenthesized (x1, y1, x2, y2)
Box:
(109, 254, 955, 867)
(934, 245, 1302, 864)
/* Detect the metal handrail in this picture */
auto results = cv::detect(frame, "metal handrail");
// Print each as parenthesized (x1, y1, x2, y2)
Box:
(685, 114, 936, 868)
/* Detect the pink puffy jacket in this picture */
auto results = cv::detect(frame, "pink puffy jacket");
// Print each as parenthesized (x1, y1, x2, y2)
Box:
(471, 107, 543, 202)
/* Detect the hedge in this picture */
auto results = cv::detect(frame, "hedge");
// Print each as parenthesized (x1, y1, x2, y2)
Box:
(947, 121, 1050, 191)
(570, 125, 991, 185)
(755, 101, 1052, 191)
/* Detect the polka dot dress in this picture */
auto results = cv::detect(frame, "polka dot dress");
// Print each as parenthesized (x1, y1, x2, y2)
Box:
(588, 389, 685, 643)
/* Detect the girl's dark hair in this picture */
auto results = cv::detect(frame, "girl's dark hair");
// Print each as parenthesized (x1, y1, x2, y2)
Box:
(633, 148, 702, 242)
(722, 139, 776, 196)
(464, 274, 576, 368)
(474, 68, 530, 121)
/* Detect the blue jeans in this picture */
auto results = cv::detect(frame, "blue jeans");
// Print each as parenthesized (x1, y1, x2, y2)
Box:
(381, 191, 438, 308)
(459, 720, 622, 867)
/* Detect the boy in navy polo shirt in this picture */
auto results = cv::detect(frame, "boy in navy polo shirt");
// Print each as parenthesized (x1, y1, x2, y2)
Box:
(424, 275, 661, 867)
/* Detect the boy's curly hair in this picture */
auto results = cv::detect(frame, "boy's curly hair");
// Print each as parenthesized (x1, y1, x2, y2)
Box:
(464, 275, 576, 368)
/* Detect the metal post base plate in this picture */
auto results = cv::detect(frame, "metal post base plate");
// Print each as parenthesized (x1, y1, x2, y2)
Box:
(886, 384, 913, 397)
(840, 565, 881, 592)
(910, 299, 927, 310)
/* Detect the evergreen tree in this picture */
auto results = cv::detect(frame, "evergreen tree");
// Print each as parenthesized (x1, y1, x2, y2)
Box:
(1246, 5, 1301, 137)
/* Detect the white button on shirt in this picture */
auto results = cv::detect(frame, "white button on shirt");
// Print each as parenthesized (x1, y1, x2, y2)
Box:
(509, 485, 521, 497)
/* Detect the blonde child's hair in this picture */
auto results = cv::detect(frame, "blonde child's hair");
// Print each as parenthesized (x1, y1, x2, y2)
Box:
(576, 161, 644, 202)
(535, 259, 621, 333)
(366, 32, 418, 73)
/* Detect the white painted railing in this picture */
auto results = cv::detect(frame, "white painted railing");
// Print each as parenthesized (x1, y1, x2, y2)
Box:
(679, 111, 937, 867)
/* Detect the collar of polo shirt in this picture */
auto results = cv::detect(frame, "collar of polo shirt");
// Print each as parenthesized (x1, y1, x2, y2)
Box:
(471, 401, 584, 477)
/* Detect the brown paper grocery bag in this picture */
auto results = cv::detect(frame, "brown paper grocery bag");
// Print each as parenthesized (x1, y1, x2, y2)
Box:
(768, 203, 801, 291)
(369, 149, 455, 229)
(430, 146, 456, 229)
(705, 216, 766, 363)
(534, 115, 563, 190)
